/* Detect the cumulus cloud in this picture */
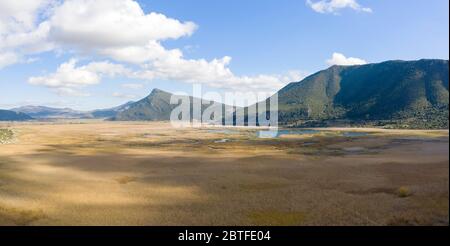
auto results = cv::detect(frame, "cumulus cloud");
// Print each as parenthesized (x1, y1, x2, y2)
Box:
(1, 0, 307, 96)
(0, 52, 19, 69)
(121, 83, 144, 90)
(0, 0, 50, 30)
(2, 0, 196, 67)
(326, 52, 367, 66)
(28, 59, 130, 95)
(0, 0, 54, 68)
(48, 0, 196, 49)
(306, 0, 372, 14)
(44, 0, 295, 92)
(135, 55, 307, 92)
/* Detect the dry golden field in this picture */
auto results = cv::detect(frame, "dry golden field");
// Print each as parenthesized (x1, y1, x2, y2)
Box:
(0, 121, 448, 225)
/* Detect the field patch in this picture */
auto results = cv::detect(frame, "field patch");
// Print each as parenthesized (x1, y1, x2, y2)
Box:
(0, 122, 447, 225)
(0, 204, 46, 225)
(0, 129, 13, 144)
(248, 210, 306, 225)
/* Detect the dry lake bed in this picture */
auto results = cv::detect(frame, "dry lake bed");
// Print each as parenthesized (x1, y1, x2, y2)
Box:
(0, 121, 448, 225)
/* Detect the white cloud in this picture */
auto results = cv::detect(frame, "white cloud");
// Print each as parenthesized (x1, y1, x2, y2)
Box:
(28, 59, 130, 96)
(55, 87, 91, 97)
(3, 0, 306, 96)
(0, 0, 50, 32)
(0, 52, 19, 69)
(0, 0, 54, 68)
(48, 0, 196, 49)
(326, 52, 367, 66)
(1, 0, 196, 67)
(112, 92, 138, 99)
(306, 0, 372, 14)
(135, 55, 306, 92)
(121, 83, 144, 90)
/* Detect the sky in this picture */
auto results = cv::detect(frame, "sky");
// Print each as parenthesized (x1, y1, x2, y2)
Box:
(0, 0, 449, 110)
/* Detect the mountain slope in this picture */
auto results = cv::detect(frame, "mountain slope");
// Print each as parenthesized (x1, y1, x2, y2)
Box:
(113, 89, 175, 121)
(275, 59, 449, 128)
(0, 109, 33, 121)
(91, 101, 134, 119)
(113, 89, 236, 122)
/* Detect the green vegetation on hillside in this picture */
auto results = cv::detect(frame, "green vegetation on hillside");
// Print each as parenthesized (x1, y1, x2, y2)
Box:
(113, 88, 235, 122)
(113, 89, 177, 121)
(276, 59, 449, 129)
(112, 59, 449, 129)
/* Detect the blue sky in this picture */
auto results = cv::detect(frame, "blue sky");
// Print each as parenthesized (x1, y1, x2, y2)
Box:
(0, 0, 448, 110)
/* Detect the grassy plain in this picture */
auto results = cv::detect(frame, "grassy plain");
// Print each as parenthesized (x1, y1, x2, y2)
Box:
(0, 121, 448, 225)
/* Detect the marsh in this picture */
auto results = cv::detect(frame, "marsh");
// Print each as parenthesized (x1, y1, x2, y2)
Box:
(0, 121, 448, 226)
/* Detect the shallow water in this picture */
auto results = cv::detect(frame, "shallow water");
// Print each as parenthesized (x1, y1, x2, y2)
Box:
(208, 128, 371, 138)
(257, 129, 371, 138)
(214, 139, 230, 143)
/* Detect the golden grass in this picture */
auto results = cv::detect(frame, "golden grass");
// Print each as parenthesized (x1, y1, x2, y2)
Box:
(248, 210, 306, 226)
(239, 182, 288, 191)
(387, 216, 420, 226)
(114, 176, 137, 184)
(397, 186, 413, 198)
(0, 205, 46, 225)
(0, 121, 448, 225)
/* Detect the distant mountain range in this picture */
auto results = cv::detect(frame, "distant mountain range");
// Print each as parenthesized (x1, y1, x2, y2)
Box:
(10, 106, 91, 119)
(0, 109, 33, 121)
(6, 101, 134, 120)
(2, 59, 448, 128)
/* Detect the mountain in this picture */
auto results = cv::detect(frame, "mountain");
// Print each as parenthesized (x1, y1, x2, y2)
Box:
(113, 89, 236, 122)
(274, 59, 449, 128)
(112, 89, 175, 121)
(0, 109, 33, 121)
(9, 59, 447, 129)
(91, 101, 134, 119)
(11, 106, 91, 119)
(113, 59, 449, 128)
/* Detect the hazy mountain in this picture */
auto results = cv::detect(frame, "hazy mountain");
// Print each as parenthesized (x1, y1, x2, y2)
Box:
(11, 106, 91, 119)
(113, 88, 236, 122)
(91, 101, 134, 119)
(0, 109, 33, 121)
(274, 59, 449, 128)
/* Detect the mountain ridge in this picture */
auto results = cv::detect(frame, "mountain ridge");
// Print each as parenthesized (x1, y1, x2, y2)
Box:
(113, 88, 237, 122)
(10, 101, 135, 119)
(11, 106, 90, 119)
(273, 59, 448, 128)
